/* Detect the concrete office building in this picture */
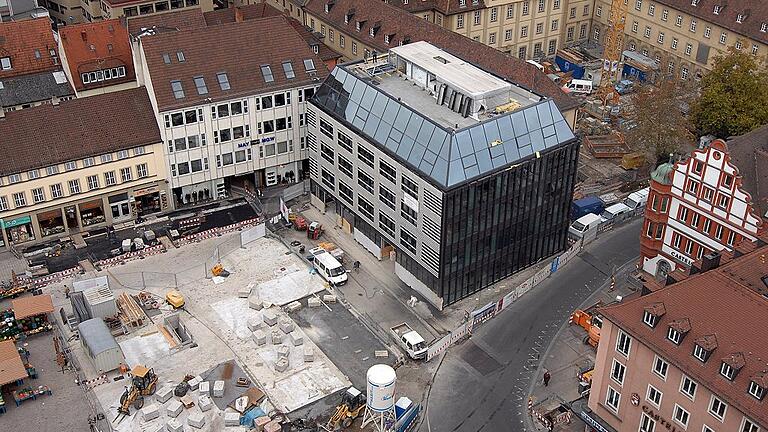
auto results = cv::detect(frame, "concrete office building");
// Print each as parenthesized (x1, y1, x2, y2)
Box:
(308, 42, 579, 308)
(584, 239, 768, 432)
(0, 87, 169, 249)
(137, 15, 328, 207)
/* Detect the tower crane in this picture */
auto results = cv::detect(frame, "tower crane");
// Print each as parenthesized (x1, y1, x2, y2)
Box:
(596, 0, 629, 106)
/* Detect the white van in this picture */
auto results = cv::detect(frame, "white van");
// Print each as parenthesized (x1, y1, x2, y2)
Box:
(600, 203, 632, 222)
(624, 187, 650, 210)
(526, 59, 545, 71)
(563, 79, 594, 94)
(569, 213, 602, 239)
(312, 249, 348, 285)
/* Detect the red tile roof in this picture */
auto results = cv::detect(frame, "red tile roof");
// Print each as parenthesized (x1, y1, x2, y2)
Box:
(0, 87, 160, 176)
(141, 15, 329, 111)
(0, 340, 27, 386)
(12, 294, 54, 319)
(601, 245, 768, 428)
(387, 0, 486, 15)
(126, 8, 207, 36)
(59, 19, 136, 91)
(286, 19, 343, 63)
(0, 18, 61, 79)
(202, 2, 282, 25)
(305, 0, 579, 112)
(653, 0, 768, 44)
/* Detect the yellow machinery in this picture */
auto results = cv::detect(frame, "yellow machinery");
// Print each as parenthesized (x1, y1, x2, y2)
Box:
(165, 290, 185, 308)
(115, 366, 158, 421)
(596, 0, 629, 105)
(325, 387, 366, 430)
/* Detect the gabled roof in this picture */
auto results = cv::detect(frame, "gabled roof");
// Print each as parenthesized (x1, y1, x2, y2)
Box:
(726, 124, 768, 218)
(12, 294, 53, 319)
(0, 87, 160, 176)
(653, 0, 768, 44)
(126, 8, 207, 36)
(0, 340, 27, 386)
(141, 15, 329, 112)
(312, 65, 576, 189)
(202, 2, 281, 25)
(59, 19, 136, 91)
(387, 0, 486, 15)
(286, 19, 343, 63)
(0, 69, 74, 108)
(0, 17, 60, 79)
(304, 0, 579, 112)
(600, 244, 768, 429)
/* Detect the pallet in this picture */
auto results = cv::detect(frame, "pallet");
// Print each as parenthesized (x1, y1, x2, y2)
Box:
(117, 293, 145, 327)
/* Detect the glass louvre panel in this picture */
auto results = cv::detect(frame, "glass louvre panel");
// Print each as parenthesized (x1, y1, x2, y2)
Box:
(536, 102, 554, 126)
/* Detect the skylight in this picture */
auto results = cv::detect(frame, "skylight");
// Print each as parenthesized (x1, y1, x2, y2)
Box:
(261, 65, 274, 83)
(176, 51, 185, 62)
(193, 76, 208, 95)
(282, 61, 296, 79)
(171, 80, 185, 99)
(216, 72, 230, 90)
(304, 59, 316, 71)
(162, 53, 171, 64)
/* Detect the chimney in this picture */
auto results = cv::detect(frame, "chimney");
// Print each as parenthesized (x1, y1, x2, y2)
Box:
(234, 7, 243, 22)
(0, 109, 5, 119)
(81, 30, 87, 42)
(701, 251, 721, 272)
(51, 96, 60, 106)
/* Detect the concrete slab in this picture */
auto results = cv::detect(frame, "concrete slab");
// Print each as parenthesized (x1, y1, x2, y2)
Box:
(213, 380, 225, 398)
(166, 418, 183, 432)
(289, 331, 303, 346)
(322, 294, 337, 303)
(278, 318, 295, 334)
(254, 416, 271, 431)
(303, 347, 314, 362)
(247, 317, 262, 331)
(187, 412, 206, 429)
(256, 266, 325, 306)
(119, 331, 171, 368)
(142, 403, 160, 421)
(264, 420, 282, 432)
(286, 301, 302, 312)
(198, 394, 213, 412)
(277, 345, 290, 359)
(249, 296, 263, 310)
(166, 399, 183, 418)
(198, 381, 209, 395)
(156, 385, 174, 403)
(308, 297, 321, 308)
(263, 309, 278, 326)
(224, 412, 240, 427)
(252, 329, 267, 346)
(187, 376, 202, 391)
(274, 357, 289, 373)
(238, 286, 252, 298)
(271, 330, 283, 344)
(210, 297, 262, 339)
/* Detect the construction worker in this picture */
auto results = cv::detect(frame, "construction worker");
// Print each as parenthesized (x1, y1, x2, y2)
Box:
(543, 369, 551, 387)
(64, 285, 70, 299)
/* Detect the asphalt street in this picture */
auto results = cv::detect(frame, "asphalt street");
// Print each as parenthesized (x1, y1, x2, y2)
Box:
(422, 219, 642, 432)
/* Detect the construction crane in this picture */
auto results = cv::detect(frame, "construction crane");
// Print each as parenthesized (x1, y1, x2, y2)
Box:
(596, 0, 629, 106)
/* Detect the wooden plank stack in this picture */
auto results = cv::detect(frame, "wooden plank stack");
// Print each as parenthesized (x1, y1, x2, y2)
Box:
(116, 293, 145, 327)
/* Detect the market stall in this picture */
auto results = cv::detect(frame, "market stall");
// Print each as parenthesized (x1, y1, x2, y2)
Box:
(0, 339, 29, 414)
(11, 295, 54, 337)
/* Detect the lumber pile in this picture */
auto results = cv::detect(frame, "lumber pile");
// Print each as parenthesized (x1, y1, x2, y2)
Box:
(117, 293, 145, 327)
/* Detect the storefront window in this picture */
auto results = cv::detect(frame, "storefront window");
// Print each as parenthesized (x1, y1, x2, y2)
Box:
(3, 215, 35, 244)
(79, 199, 105, 227)
(109, 193, 131, 221)
(37, 209, 65, 237)
(133, 187, 161, 216)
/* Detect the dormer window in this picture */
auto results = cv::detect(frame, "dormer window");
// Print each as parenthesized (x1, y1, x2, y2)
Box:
(643, 310, 658, 327)
(369, 27, 375, 37)
(459, 0, 466, 7)
(692, 334, 717, 362)
(324, 3, 330, 13)
(384, 34, 391, 44)
(713, 5, 720, 14)
(667, 327, 682, 344)
(345, 8, 354, 23)
(667, 318, 690, 345)
(761, 22, 767, 32)
(356, 21, 364, 31)
(720, 362, 735, 380)
(736, 13, 744, 23)
(345, 14, 349, 23)
(749, 381, 765, 400)
(693, 344, 708, 361)
(720, 353, 745, 381)
(691, 0, 698, 5)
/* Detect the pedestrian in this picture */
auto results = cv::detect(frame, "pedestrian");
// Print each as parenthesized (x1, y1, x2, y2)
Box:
(543, 369, 551, 387)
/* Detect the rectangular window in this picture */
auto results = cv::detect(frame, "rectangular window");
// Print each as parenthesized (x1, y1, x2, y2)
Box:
(379, 161, 396, 183)
(358, 170, 374, 194)
(646, 385, 662, 408)
(379, 213, 395, 237)
(321, 169, 335, 191)
(177, 162, 190, 175)
(611, 359, 626, 385)
(678, 375, 697, 399)
(0, 196, 7, 210)
(400, 228, 417, 253)
(68, 179, 81, 194)
(653, 355, 668, 379)
(379, 186, 396, 209)
(401, 175, 418, 197)
(46, 166, 59, 176)
(31, 188, 45, 203)
(120, 167, 132, 182)
(691, 212, 700, 228)
(742, 420, 759, 432)
(640, 413, 656, 432)
(605, 386, 620, 412)
(65, 161, 77, 171)
(50, 183, 63, 199)
(358, 196, 374, 221)
(104, 171, 116, 186)
(12, 192, 26, 207)
(86, 175, 99, 190)
(676, 14, 682, 26)
(690, 19, 697, 32)
(648, 3, 654, 15)
(136, 163, 148, 178)
(717, 194, 730, 209)
(260, 65, 274, 83)
(401, 201, 418, 225)
(616, 331, 631, 357)
(338, 155, 353, 178)
(720, 362, 735, 380)
(171, 80, 184, 99)
(338, 181, 354, 203)
(673, 405, 690, 428)
(358, 146, 374, 167)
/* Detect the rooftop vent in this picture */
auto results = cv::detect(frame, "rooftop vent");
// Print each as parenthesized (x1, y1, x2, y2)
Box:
(433, 56, 449, 64)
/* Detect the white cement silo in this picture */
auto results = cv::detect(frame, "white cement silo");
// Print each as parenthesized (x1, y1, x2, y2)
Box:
(362, 364, 397, 430)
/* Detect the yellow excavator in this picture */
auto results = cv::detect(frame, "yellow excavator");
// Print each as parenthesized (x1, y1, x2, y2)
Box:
(325, 387, 366, 430)
(114, 366, 158, 423)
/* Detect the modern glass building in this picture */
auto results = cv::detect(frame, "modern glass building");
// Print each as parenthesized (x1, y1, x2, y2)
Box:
(307, 42, 579, 308)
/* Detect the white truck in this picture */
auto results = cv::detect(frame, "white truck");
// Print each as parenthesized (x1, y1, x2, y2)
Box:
(390, 323, 428, 360)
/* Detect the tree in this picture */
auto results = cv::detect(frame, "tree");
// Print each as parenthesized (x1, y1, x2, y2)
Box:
(690, 48, 768, 139)
(624, 79, 694, 164)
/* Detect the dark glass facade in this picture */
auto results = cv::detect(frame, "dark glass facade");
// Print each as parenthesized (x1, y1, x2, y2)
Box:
(437, 140, 580, 305)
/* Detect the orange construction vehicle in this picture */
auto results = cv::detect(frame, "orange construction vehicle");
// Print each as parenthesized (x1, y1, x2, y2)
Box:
(569, 301, 604, 348)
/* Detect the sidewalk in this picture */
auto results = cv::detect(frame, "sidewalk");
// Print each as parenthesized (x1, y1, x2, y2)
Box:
(527, 262, 640, 431)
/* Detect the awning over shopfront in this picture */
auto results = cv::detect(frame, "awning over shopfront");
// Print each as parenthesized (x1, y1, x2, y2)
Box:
(0, 340, 27, 386)
(12, 294, 54, 320)
(0, 215, 32, 230)
(570, 397, 618, 432)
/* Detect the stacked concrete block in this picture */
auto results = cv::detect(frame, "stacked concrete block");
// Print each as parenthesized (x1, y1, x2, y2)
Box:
(198, 395, 213, 412)
(142, 403, 160, 421)
(249, 296, 263, 310)
(303, 347, 314, 362)
(187, 412, 206, 429)
(166, 400, 183, 418)
(252, 329, 267, 346)
(264, 420, 282, 432)
(198, 381, 210, 395)
(263, 309, 278, 326)
(213, 380, 225, 398)
(271, 330, 283, 344)
(322, 294, 337, 303)
(286, 301, 302, 312)
(289, 331, 303, 346)
(238, 286, 251, 298)
(278, 318, 295, 334)
(166, 419, 183, 432)
(277, 345, 290, 359)
(224, 412, 240, 427)
(308, 297, 322, 308)
(187, 376, 202, 391)
(274, 357, 290, 373)
(247, 318, 262, 331)
(262, 301, 273, 309)
(254, 416, 271, 431)
(156, 386, 174, 403)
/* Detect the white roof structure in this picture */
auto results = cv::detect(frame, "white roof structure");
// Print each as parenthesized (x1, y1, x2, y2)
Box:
(390, 41, 511, 99)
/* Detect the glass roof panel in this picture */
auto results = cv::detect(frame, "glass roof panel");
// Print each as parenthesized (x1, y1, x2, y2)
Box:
(447, 159, 465, 186)
(475, 148, 493, 172)
(482, 120, 502, 145)
(397, 136, 416, 160)
(511, 111, 528, 137)
(469, 126, 487, 152)
(554, 120, 575, 142)
(454, 130, 473, 158)
(536, 101, 554, 126)
(542, 124, 556, 138)
(393, 109, 411, 132)
(408, 143, 428, 166)
(431, 157, 449, 185)
(524, 107, 541, 132)
(363, 114, 381, 137)
(405, 115, 424, 140)
(530, 128, 546, 152)
(382, 99, 399, 125)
